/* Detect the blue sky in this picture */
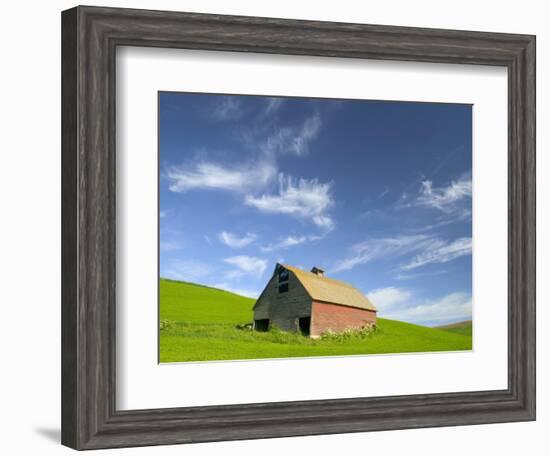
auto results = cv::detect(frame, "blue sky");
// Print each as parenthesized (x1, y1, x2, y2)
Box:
(159, 92, 472, 327)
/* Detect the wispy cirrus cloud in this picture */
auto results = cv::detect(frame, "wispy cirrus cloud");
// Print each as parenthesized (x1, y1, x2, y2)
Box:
(209, 96, 243, 122)
(260, 235, 307, 253)
(366, 286, 471, 326)
(367, 287, 412, 313)
(159, 240, 183, 252)
(259, 113, 322, 158)
(263, 97, 285, 116)
(400, 174, 472, 222)
(167, 99, 330, 228)
(287, 113, 322, 157)
(245, 174, 334, 229)
(332, 234, 471, 273)
(223, 255, 267, 278)
(260, 232, 323, 253)
(395, 292, 472, 326)
(218, 231, 257, 249)
(166, 161, 335, 229)
(395, 269, 449, 281)
(166, 160, 277, 194)
(401, 237, 472, 271)
(162, 259, 212, 283)
(379, 186, 390, 198)
(211, 282, 262, 299)
(161, 258, 263, 298)
(332, 235, 432, 272)
(416, 175, 471, 211)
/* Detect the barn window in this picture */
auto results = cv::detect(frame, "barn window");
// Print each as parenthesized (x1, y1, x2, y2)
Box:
(277, 267, 289, 293)
(278, 269, 289, 282)
(254, 319, 270, 331)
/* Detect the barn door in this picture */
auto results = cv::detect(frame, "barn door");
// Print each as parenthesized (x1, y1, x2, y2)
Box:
(298, 317, 311, 336)
(254, 319, 269, 331)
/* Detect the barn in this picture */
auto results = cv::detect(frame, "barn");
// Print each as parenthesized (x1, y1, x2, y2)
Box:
(253, 263, 377, 337)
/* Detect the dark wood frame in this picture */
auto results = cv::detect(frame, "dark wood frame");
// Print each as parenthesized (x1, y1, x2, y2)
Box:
(61, 5, 536, 450)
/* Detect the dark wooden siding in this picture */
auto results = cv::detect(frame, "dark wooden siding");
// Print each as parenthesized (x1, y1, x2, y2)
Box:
(253, 269, 312, 331)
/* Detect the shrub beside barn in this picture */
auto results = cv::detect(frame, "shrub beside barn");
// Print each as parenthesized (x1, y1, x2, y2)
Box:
(253, 264, 377, 337)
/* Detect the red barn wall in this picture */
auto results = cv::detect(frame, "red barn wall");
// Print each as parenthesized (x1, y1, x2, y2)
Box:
(310, 300, 377, 337)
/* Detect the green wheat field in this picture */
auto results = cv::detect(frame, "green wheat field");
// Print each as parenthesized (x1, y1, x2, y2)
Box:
(159, 278, 472, 363)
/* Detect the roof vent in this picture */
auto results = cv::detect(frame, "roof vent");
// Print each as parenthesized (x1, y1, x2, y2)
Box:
(311, 266, 325, 277)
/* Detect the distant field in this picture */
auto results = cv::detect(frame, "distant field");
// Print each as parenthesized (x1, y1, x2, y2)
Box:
(159, 278, 473, 363)
(435, 320, 472, 337)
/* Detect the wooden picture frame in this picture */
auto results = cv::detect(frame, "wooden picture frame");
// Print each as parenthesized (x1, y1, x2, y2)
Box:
(61, 5, 536, 450)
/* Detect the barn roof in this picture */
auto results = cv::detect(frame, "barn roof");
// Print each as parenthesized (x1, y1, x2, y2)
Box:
(282, 264, 377, 312)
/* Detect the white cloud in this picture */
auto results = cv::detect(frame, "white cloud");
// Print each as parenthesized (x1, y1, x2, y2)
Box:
(218, 231, 257, 249)
(211, 283, 261, 299)
(402, 175, 472, 222)
(209, 96, 243, 122)
(261, 114, 322, 158)
(245, 174, 334, 228)
(312, 215, 334, 230)
(395, 269, 449, 281)
(389, 292, 472, 326)
(332, 235, 472, 273)
(261, 229, 329, 252)
(332, 235, 433, 272)
(167, 160, 276, 194)
(159, 240, 182, 252)
(416, 176, 471, 211)
(166, 111, 328, 229)
(159, 211, 167, 218)
(367, 287, 472, 326)
(162, 259, 212, 283)
(401, 237, 472, 270)
(397, 292, 472, 325)
(263, 98, 284, 116)
(165, 110, 332, 236)
(223, 255, 267, 278)
(367, 287, 412, 313)
(260, 235, 307, 253)
(161, 258, 262, 298)
(290, 114, 322, 157)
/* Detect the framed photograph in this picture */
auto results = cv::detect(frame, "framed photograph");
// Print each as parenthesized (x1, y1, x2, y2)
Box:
(157, 92, 474, 363)
(61, 5, 535, 450)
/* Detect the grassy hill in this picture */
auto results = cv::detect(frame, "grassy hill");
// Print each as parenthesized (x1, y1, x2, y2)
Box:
(159, 278, 472, 363)
(435, 320, 472, 337)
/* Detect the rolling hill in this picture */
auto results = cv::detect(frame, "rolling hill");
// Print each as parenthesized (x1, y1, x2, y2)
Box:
(435, 320, 472, 337)
(159, 278, 473, 363)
